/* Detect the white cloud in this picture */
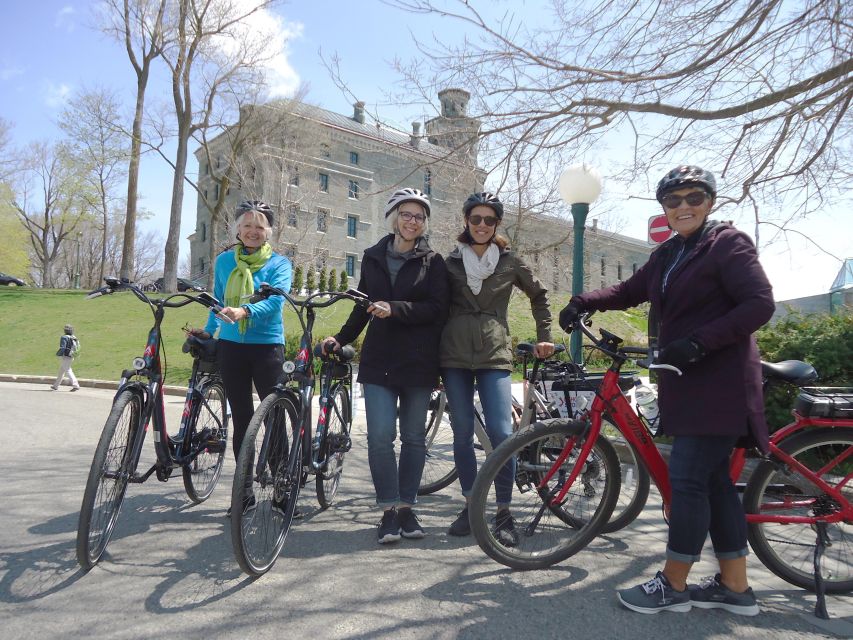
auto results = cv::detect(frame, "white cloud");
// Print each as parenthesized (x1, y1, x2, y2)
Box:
(1, 65, 24, 81)
(55, 5, 76, 32)
(44, 81, 72, 108)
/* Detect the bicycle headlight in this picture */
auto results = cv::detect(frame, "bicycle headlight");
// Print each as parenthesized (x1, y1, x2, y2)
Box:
(132, 357, 146, 370)
(282, 361, 295, 374)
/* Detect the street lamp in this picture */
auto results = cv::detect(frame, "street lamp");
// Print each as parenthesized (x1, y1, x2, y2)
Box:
(559, 164, 603, 364)
(73, 231, 83, 290)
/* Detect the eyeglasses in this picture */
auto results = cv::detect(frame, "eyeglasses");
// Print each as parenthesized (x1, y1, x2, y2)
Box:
(399, 211, 426, 223)
(661, 191, 708, 209)
(468, 214, 498, 227)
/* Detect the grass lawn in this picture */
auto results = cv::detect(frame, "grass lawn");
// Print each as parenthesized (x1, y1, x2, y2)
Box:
(0, 288, 648, 386)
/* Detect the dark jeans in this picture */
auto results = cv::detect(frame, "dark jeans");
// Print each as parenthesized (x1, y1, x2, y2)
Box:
(666, 434, 749, 563)
(217, 340, 285, 463)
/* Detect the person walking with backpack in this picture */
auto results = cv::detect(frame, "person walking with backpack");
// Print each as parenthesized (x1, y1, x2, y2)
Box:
(51, 324, 81, 391)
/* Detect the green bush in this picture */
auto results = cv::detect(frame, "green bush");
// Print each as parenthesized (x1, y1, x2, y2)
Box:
(757, 310, 853, 429)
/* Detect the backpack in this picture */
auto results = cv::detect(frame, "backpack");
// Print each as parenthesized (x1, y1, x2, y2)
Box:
(70, 337, 80, 358)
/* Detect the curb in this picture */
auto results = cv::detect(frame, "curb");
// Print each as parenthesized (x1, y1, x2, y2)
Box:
(0, 373, 188, 396)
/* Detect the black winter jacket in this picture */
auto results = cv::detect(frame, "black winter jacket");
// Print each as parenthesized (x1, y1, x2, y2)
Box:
(334, 234, 449, 388)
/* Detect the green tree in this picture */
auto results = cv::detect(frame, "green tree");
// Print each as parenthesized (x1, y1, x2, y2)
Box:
(0, 185, 30, 277)
(291, 264, 303, 294)
(339, 269, 348, 291)
(306, 265, 315, 293)
(318, 267, 327, 293)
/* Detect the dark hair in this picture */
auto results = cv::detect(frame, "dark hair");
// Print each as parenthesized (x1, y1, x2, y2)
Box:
(655, 166, 717, 202)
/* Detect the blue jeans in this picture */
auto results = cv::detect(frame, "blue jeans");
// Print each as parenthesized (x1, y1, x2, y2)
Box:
(442, 368, 514, 505)
(666, 435, 749, 563)
(362, 383, 432, 508)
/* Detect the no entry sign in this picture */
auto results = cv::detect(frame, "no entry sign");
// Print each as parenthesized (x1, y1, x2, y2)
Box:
(648, 214, 673, 244)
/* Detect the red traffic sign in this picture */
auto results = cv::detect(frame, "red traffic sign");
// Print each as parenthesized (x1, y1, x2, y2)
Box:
(648, 214, 673, 244)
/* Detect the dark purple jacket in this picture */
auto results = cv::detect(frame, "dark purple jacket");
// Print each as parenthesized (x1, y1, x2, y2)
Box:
(575, 221, 775, 449)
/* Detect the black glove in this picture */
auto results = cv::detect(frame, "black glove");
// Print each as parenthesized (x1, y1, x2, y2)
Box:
(659, 338, 706, 371)
(558, 300, 584, 332)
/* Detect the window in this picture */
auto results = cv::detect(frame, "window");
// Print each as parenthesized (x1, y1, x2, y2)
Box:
(314, 249, 328, 269)
(346, 254, 356, 277)
(199, 258, 206, 275)
(316, 208, 329, 232)
(600, 257, 606, 277)
(216, 156, 222, 169)
(203, 188, 208, 201)
(617, 263, 623, 280)
(349, 151, 359, 164)
(319, 172, 329, 192)
(348, 180, 359, 199)
(289, 166, 299, 187)
(287, 204, 298, 227)
(202, 162, 208, 175)
(200, 222, 207, 242)
(424, 169, 432, 195)
(632, 263, 638, 275)
(213, 183, 220, 200)
(321, 144, 331, 158)
(347, 215, 358, 238)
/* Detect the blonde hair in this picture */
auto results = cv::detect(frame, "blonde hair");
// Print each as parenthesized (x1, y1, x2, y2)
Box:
(387, 206, 429, 236)
(236, 210, 273, 243)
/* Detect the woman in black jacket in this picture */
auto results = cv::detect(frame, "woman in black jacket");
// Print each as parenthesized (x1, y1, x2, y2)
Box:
(323, 188, 449, 545)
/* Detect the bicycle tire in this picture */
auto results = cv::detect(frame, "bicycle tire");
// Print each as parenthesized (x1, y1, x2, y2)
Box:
(744, 428, 853, 593)
(231, 391, 300, 576)
(316, 384, 350, 508)
(469, 418, 620, 570)
(182, 380, 228, 503)
(76, 390, 142, 570)
(599, 418, 650, 534)
(418, 397, 458, 495)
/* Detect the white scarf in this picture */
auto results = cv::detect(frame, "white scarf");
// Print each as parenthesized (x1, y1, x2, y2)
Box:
(460, 242, 500, 295)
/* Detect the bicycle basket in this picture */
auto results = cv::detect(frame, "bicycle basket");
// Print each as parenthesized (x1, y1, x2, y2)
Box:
(182, 336, 219, 374)
(795, 387, 853, 419)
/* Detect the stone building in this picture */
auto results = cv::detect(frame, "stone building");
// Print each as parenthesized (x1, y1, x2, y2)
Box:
(189, 89, 653, 292)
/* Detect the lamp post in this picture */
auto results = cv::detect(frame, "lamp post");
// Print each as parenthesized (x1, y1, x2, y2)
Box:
(73, 231, 83, 290)
(558, 164, 602, 364)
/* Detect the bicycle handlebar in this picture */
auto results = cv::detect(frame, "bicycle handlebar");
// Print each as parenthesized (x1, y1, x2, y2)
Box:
(85, 277, 231, 321)
(251, 283, 373, 310)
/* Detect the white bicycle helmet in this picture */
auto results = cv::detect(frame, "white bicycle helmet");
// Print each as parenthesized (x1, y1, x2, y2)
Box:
(384, 188, 431, 218)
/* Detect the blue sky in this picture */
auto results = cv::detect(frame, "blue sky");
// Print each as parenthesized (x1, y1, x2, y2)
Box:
(1, 1, 850, 301)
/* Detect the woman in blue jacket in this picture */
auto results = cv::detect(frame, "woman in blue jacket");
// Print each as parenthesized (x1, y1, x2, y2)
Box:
(191, 201, 292, 515)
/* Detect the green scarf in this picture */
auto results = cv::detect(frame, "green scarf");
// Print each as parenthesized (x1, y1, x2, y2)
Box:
(224, 242, 273, 333)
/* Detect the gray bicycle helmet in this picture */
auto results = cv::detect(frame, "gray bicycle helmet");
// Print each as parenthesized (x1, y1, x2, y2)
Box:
(236, 200, 274, 226)
(384, 188, 431, 218)
(655, 166, 717, 202)
(463, 192, 504, 220)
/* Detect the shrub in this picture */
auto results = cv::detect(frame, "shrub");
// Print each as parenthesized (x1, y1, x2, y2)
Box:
(291, 265, 303, 295)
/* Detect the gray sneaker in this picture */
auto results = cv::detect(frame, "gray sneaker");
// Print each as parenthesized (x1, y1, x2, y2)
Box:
(617, 571, 692, 614)
(689, 574, 760, 616)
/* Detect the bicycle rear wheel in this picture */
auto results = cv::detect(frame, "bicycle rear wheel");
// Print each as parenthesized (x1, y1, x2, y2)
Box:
(744, 429, 853, 593)
(231, 391, 300, 576)
(600, 418, 650, 534)
(183, 380, 228, 503)
(316, 384, 351, 508)
(469, 419, 620, 570)
(418, 392, 457, 495)
(76, 390, 142, 570)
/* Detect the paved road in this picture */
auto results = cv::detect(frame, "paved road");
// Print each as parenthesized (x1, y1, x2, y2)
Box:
(1, 381, 850, 639)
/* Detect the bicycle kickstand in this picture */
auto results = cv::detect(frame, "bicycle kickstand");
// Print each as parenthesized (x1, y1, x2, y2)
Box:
(813, 521, 830, 620)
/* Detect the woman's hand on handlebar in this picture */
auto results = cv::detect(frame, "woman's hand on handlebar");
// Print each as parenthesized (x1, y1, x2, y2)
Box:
(533, 342, 555, 359)
(367, 301, 391, 319)
(218, 306, 249, 323)
(321, 337, 340, 355)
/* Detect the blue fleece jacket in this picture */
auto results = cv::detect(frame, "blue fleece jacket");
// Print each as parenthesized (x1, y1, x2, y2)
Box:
(204, 247, 292, 344)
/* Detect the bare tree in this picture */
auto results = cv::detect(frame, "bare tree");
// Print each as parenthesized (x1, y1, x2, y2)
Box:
(99, 0, 169, 281)
(58, 88, 130, 286)
(388, 0, 852, 239)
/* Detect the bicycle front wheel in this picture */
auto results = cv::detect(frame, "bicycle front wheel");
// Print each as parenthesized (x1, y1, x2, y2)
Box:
(183, 380, 228, 503)
(470, 419, 620, 570)
(231, 392, 300, 576)
(418, 393, 457, 495)
(744, 429, 853, 593)
(600, 418, 650, 534)
(316, 384, 351, 508)
(76, 390, 142, 570)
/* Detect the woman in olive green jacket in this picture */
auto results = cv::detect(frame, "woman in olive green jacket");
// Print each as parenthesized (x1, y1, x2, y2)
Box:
(440, 192, 554, 546)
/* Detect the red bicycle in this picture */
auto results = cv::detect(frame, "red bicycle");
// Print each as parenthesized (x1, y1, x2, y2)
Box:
(469, 314, 853, 602)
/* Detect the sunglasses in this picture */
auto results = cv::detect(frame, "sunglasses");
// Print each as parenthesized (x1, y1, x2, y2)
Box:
(399, 211, 426, 223)
(468, 214, 498, 227)
(661, 191, 708, 209)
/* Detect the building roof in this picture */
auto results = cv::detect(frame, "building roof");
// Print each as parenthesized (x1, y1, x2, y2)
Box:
(830, 258, 853, 292)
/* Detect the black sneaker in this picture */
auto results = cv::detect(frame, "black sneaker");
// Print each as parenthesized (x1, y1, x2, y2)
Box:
(689, 574, 760, 616)
(493, 509, 519, 547)
(617, 571, 692, 614)
(448, 507, 471, 536)
(397, 507, 425, 539)
(377, 508, 401, 544)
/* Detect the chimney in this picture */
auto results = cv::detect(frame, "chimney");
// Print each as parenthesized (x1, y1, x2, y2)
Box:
(410, 121, 422, 146)
(353, 101, 365, 124)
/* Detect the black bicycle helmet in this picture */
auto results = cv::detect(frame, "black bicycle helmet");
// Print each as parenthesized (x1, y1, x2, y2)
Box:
(655, 166, 717, 202)
(236, 200, 274, 226)
(463, 192, 504, 220)
(384, 188, 431, 218)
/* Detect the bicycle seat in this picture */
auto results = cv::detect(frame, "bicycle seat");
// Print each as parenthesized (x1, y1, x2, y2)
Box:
(761, 360, 818, 386)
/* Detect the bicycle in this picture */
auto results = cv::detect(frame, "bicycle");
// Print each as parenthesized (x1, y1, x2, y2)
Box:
(230, 284, 370, 576)
(76, 277, 230, 570)
(419, 344, 646, 534)
(468, 313, 853, 606)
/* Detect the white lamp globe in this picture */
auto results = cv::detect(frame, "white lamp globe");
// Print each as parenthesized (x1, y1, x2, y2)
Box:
(559, 164, 603, 205)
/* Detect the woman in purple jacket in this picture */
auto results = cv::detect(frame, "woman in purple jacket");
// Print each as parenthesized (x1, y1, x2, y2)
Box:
(559, 166, 775, 616)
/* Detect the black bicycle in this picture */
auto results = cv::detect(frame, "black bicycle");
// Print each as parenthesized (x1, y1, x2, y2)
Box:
(76, 277, 230, 570)
(230, 285, 370, 576)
